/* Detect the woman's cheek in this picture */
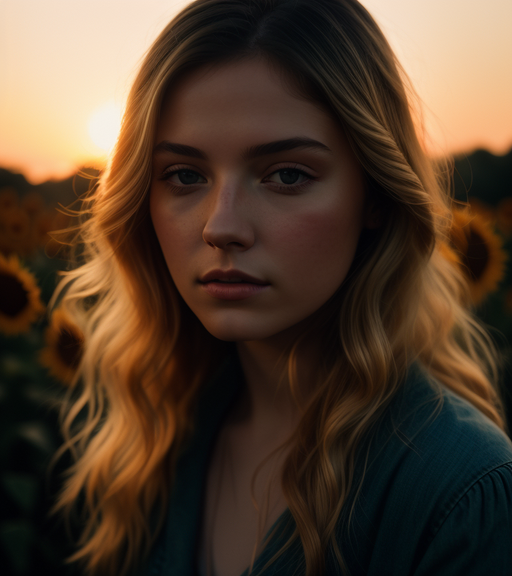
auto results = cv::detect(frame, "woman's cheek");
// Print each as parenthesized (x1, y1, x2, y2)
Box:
(273, 208, 362, 268)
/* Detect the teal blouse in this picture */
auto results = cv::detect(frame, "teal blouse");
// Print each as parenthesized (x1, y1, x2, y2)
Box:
(141, 355, 512, 575)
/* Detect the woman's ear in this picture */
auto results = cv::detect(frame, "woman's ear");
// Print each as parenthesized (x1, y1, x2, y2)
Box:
(364, 199, 383, 229)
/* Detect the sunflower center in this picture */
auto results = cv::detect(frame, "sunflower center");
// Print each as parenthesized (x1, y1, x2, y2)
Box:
(464, 229, 489, 281)
(57, 328, 83, 369)
(0, 272, 29, 316)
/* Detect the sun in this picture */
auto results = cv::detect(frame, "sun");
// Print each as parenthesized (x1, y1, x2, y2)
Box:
(87, 101, 122, 153)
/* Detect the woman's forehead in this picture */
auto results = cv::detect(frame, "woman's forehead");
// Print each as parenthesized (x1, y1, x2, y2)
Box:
(155, 57, 348, 156)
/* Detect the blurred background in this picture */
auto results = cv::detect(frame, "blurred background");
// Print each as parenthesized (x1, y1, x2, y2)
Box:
(0, 0, 511, 574)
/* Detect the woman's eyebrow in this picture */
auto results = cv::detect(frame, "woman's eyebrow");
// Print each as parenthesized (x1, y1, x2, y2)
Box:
(152, 137, 333, 161)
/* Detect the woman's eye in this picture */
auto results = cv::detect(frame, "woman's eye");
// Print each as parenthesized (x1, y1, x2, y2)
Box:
(270, 169, 303, 185)
(265, 168, 314, 190)
(160, 166, 315, 194)
(164, 169, 206, 186)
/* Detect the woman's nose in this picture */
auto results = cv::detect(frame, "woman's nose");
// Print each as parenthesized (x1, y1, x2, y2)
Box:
(202, 184, 255, 250)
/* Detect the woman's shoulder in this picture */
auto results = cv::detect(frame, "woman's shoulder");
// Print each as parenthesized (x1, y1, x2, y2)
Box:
(386, 362, 512, 476)
(367, 361, 512, 510)
(343, 363, 512, 575)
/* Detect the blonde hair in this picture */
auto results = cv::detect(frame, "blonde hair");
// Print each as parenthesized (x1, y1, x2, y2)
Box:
(50, 1, 507, 575)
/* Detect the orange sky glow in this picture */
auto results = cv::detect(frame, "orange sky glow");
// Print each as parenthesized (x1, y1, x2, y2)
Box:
(0, 0, 511, 184)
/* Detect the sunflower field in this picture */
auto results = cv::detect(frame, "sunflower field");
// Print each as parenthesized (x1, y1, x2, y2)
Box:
(0, 170, 91, 576)
(1, 149, 512, 575)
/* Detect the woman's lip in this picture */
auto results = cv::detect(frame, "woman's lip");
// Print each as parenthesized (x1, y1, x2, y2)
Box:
(199, 269, 269, 284)
(200, 281, 270, 300)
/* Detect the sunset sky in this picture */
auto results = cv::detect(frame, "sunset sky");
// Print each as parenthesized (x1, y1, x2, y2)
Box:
(0, 0, 511, 184)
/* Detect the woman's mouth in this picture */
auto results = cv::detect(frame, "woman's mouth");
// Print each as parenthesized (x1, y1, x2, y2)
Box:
(200, 279, 270, 300)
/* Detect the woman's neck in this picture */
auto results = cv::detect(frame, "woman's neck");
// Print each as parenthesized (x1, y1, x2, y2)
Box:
(234, 334, 318, 436)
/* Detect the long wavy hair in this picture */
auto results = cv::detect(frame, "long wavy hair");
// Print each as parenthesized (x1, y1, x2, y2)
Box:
(50, 1, 507, 574)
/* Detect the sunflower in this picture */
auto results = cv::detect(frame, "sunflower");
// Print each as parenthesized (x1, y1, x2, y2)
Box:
(18, 192, 48, 256)
(468, 197, 495, 225)
(0, 253, 45, 334)
(39, 308, 84, 385)
(0, 187, 18, 212)
(21, 191, 44, 217)
(0, 188, 19, 254)
(0, 206, 32, 256)
(496, 197, 512, 237)
(448, 205, 508, 306)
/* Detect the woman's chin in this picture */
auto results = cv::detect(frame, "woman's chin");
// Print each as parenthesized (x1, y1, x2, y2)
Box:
(198, 315, 281, 343)
(203, 325, 270, 343)
(198, 313, 313, 345)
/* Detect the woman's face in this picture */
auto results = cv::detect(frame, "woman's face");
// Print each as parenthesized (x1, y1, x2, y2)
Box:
(150, 57, 374, 343)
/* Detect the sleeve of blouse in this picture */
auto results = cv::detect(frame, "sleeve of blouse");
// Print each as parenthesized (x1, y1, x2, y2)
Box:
(413, 462, 512, 576)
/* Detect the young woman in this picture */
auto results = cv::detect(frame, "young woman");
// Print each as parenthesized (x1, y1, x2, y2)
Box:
(52, 1, 512, 575)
